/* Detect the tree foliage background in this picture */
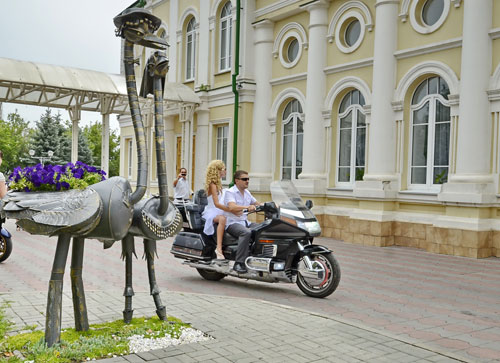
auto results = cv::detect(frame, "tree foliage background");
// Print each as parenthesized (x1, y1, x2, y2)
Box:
(0, 108, 120, 177)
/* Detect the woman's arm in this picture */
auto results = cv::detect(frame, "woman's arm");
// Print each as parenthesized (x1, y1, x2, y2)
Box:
(0, 181, 7, 199)
(209, 183, 231, 212)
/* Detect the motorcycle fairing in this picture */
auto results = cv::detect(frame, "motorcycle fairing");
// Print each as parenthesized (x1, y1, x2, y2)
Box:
(1, 227, 11, 239)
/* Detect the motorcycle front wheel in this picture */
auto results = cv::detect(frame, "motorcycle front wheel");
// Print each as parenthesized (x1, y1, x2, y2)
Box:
(0, 235, 12, 263)
(196, 268, 226, 281)
(296, 253, 340, 298)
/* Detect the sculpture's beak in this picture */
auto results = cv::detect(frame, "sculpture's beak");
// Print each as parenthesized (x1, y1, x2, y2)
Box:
(138, 34, 169, 50)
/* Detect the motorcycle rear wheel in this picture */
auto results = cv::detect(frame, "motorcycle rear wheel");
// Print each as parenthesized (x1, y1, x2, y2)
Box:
(196, 268, 226, 281)
(0, 235, 12, 263)
(296, 253, 340, 298)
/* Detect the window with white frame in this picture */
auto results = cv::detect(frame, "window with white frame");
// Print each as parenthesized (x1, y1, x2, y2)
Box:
(127, 138, 133, 179)
(186, 17, 196, 81)
(410, 76, 451, 188)
(282, 99, 303, 180)
(337, 90, 366, 185)
(219, 1, 232, 72)
(216, 125, 229, 180)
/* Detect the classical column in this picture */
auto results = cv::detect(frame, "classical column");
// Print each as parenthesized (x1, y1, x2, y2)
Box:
(194, 107, 210, 191)
(69, 106, 81, 164)
(296, 0, 329, 194)
(249, 19, 274, 192)
(439, 0, 494, 203)
(164, 114, 176, 196)
(100, 96, 113, 176)
(168, 0, 178, 83)
(354, 0, 399, 198)
(197, 0, 210, 88)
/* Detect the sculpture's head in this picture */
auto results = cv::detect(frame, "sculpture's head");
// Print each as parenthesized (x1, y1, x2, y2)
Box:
(147, 51, 169, 78)
(114, 8, 168, 49)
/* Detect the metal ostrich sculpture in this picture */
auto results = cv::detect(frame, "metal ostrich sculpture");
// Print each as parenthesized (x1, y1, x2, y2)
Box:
(0, 8, 182, 347)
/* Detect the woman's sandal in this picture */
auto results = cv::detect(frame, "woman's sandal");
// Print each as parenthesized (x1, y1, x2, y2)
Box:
(215, 249, 226, 260)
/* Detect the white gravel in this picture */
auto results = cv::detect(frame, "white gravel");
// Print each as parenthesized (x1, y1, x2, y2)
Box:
(127, 327, 212, 353)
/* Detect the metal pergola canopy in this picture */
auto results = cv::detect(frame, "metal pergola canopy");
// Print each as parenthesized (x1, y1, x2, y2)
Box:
(0, 57, 200, 115)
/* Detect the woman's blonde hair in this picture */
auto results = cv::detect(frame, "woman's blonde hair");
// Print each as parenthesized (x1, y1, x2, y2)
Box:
(204, 160, 225, 194)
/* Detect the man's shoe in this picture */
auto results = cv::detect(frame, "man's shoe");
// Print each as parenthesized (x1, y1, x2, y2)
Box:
(233, 262, 247, 273)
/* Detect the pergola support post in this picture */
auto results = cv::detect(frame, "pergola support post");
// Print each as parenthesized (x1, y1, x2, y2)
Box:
(100, 96, 113, 176)
(69, 106, 81, 164)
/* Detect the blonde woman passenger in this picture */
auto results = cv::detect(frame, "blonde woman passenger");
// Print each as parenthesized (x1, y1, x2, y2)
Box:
(202, 160, 231, 260)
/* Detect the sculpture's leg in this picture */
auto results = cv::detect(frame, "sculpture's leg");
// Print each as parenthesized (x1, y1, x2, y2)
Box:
(144, 238, 167, 321)
(45, 234, 71, 347)
(121, 234, 135, 323)
(70, 237, 89, 331)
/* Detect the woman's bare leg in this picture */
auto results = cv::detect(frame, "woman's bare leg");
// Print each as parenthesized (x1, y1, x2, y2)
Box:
(214, 215, 226, 259)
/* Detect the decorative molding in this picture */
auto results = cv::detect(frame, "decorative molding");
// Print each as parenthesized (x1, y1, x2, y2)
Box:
(324, 76, 372, 112)
(394, 61, 460, 103)
(179, 6, 199, 30)
(400, 0, 461, 23)
(272, 22, 308, 58)
(269, 72, 308, 86)
(491, 62, 500, 91)
(324, 58, 373, 75)
(327, 0, 373, 42)
(210, 0, 235, 19)
(490, 28, 500, 40)
(394, 37, 462, 60)
(452, 0, 462, 8)
(255, 0, 302, 19)
(269, 87, 306, 122)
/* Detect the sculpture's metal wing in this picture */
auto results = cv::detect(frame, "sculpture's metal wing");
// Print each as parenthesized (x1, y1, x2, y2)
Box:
(2, 188, 102, 236)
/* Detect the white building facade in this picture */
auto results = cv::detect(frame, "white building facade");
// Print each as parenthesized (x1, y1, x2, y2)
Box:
(119, 0, 500, 258)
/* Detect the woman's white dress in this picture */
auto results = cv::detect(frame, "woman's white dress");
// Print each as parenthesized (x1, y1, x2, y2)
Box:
(202, 190, 224, 235)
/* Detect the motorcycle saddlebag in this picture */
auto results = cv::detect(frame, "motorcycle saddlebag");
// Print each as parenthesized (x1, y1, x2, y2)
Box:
(171, 232, 212, 261)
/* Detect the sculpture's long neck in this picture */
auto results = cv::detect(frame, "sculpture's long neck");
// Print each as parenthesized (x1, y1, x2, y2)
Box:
(124, 40, 147, 204)
(153, 76, 168, 215)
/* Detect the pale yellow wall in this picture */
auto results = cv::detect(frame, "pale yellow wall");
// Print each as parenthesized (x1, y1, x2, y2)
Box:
(326, 1, 375, 66)
(151, 3, 170, 30)
(494, 1, 500, 28)
(178, 0, 199, 18)
(397, 48, 462, 85)
(397, 5, 463, 51)
(238, 102, 254, 171)
(271, 80, 307, 105)
(214, 71, 232, 89)
(493, 39, 500, 75)
(271, 12, 309, 80)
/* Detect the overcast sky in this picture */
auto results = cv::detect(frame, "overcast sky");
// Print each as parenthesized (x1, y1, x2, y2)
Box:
(0, 0, 134, 130)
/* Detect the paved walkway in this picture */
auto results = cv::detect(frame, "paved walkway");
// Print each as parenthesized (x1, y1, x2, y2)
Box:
(1, 218, 499, 362)
(1, 291, 467, 363)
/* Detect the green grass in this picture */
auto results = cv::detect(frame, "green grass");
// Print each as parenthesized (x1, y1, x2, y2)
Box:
(0, 303, 190, 363)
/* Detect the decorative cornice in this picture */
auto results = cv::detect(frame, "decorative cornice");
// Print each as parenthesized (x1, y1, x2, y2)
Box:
(269, 72, 308, 86)
(324, 58, 373, 75)
(255, 0, 302, 19)
(490, 28, 500, 40)
(394, 37, 462, 60)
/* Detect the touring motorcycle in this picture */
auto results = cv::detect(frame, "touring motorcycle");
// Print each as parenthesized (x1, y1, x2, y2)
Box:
(170, 181, 340, 298)
(0, 216, 12, 263)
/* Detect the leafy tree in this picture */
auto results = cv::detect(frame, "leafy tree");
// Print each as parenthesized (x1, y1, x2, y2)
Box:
(0, 111, 33, 174)
(82, 121, 120, 177)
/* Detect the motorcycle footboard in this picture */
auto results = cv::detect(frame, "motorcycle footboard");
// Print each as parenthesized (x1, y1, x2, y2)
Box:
(170, 232, 212, 261)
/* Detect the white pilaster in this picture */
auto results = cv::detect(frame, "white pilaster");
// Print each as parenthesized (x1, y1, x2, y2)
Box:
(168, 0, 178, 83)
(197, 0, 210, 88)
(194, 107, 210, 191)
(354, 0, 399, 198)
(239, 0, 256, 82)
(296, 0, 329, 194)
(249, 19, 274, 192)
(439, 0, 495, 203)
(164, 115, 176, 197)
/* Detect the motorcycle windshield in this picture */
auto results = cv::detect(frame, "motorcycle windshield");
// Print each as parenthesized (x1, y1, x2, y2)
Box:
(270, 181, 316, 221)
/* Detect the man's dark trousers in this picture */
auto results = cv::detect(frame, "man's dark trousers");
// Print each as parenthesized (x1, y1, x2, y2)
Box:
(227, 222, 258, 263)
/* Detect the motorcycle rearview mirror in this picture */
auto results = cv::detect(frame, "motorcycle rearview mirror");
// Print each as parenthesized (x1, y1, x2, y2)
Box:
(305, 200, 313, 209)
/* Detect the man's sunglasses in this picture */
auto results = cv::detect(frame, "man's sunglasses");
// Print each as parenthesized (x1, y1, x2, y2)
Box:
(237, 177, 250, 181)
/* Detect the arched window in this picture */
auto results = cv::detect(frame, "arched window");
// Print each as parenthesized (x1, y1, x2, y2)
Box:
(219, 1, 232, 72)
(410, 76, 450, 188)
(282, 99, 303, 180)
(186, 17, 196, 81)
(337, 89, 366, 185)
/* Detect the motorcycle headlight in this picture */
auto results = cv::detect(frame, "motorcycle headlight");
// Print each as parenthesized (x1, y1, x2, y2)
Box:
(297, 221, 321, 236)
